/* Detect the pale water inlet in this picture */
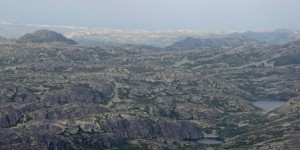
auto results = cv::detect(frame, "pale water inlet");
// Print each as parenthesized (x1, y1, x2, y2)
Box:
(197, 139, 223, 145)
(252, 100, 285, 111)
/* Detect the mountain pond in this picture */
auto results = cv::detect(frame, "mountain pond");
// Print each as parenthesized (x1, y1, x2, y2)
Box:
(252, 100, 286, 111)
(197, 139, 223, 145)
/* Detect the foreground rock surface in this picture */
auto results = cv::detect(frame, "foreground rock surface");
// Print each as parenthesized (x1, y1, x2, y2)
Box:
(1, 32, 300, 149)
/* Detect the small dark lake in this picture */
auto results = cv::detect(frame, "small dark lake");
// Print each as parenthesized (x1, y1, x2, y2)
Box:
(197, 139, 223, 145)
(252, 100, 285, 111)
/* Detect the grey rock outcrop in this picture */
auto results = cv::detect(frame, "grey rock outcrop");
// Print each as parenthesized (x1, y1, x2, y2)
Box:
(0, 128, 77, 150)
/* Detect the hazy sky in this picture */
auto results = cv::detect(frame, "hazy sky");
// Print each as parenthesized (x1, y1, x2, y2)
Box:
(0, 0, 299, 30)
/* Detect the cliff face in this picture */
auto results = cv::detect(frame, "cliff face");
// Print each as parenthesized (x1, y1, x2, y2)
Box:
(0, 128, 77, 150)
(0, 82, 204, 149)
(0, 117, 203, 149)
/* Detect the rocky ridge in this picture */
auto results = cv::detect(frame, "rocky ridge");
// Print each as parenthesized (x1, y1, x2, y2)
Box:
(0, 30, 300, 149)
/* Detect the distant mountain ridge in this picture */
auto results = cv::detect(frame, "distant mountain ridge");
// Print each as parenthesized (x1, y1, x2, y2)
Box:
(164, 37, 268, 51)
(16, 29, 77, 45)
(1, 20, 300, 46)
(228, 29, 300, 44)
(67, 29, 300, 47)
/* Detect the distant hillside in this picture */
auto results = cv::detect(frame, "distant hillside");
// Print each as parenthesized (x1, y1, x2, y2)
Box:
(228, 29, 300, 44)
(17, 29, 77, 45)
(164, 37, 267, 51)
(269, 40, 300, 66)
(0, 36, 7, 41)
(123, 44, 162, 51)
(0, 36, 12, 44)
